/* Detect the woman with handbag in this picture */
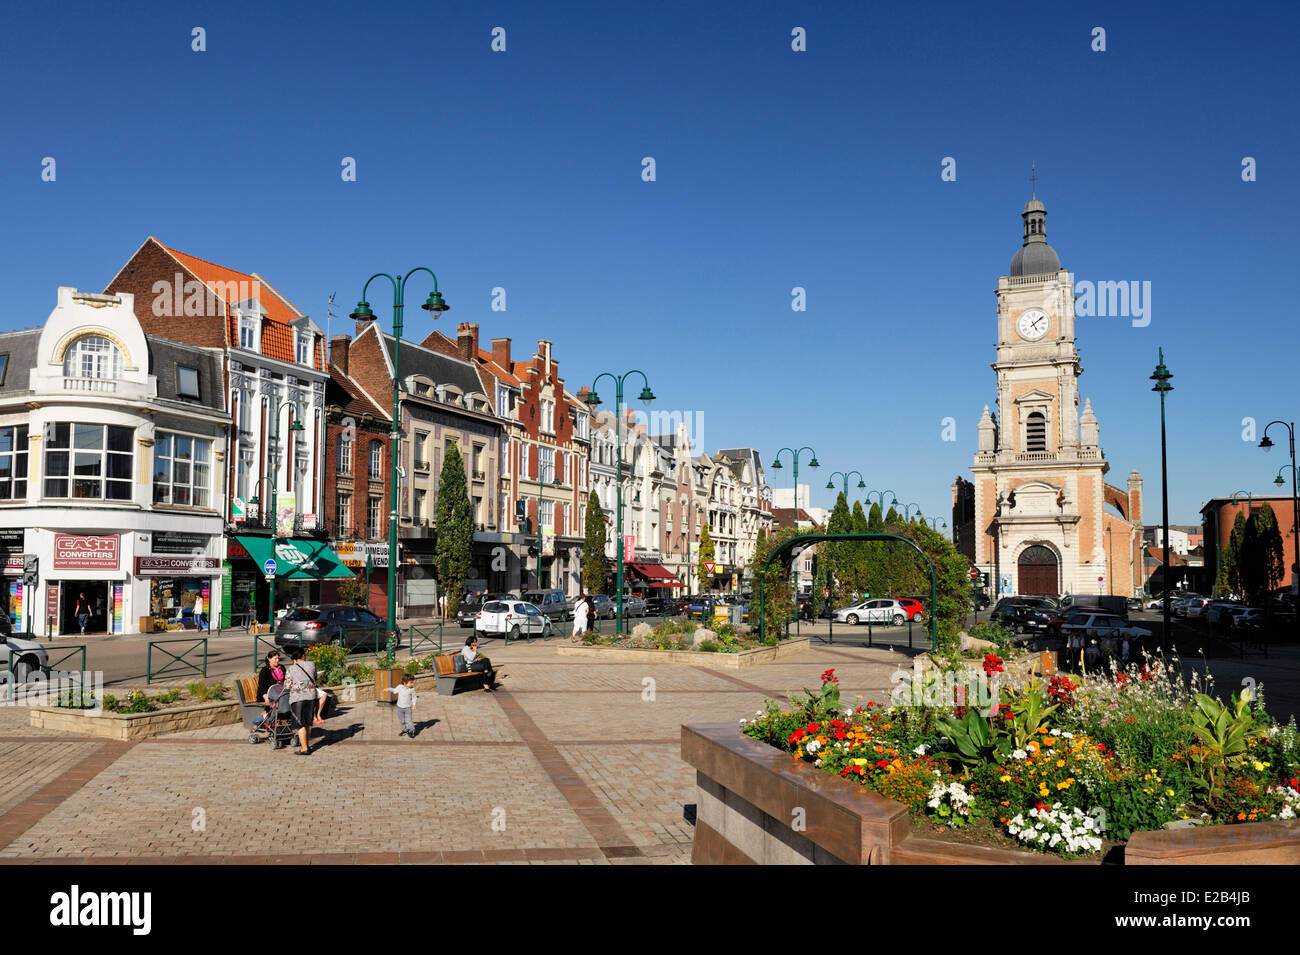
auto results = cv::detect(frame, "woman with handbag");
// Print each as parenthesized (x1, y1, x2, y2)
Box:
(283, 645, 319, 754)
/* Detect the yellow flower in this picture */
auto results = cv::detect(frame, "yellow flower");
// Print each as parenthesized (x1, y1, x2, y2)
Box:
(1166, 789, 1175, 797)
(1056, 760, 1065, 768)
(1056, 781, 1070, 790)
(1000, 775, 1012, 782)
(852, 758, 868, 766)
(1253, 761, 1267, 771)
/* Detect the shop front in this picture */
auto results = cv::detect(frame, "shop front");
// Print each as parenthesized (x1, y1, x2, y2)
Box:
(226, 536, 353, 625)
(135, 556, 221, 631)
(323, 541, 389, 614)
(47, 532, 127, 636)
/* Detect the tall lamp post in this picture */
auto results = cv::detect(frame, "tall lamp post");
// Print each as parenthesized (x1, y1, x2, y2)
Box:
(1264, 449, 1300, 639)
(771, 447, 820, 516)
(254, 386, 304, 625)
(897, 502, 922, 522)
(350, 270, 450, 657)
(864, 489, 898, 515)
(925, 517, 948, 532)
(825, 470, 866, 499)
(1151, 349, 1174, 649)
(584, 370, 656, 632)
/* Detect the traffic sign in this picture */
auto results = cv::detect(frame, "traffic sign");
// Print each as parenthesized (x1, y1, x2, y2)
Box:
(823, 587, 830, 598)
(263, 558, 277, 577)
(969, 567, 979, 581)
(705, 561, 715, 574)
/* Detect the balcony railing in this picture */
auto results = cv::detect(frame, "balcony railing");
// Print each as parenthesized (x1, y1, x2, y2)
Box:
(473, 469, 487, 481)
(414, 459, 430, 472)
(64, 377, 116, 392)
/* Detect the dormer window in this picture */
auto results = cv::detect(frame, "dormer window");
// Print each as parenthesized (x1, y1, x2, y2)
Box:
(177, 365, 200, 399)
(296, 332, 312, 366)
(64, 336, 123, 380)
(239, 315, 258, 350)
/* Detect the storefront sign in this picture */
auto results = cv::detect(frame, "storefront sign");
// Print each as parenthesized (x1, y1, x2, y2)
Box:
(45, 583, 59, 631)
(334, 541, 365, 569)
(152, 532, 210, 555)
(53, 534, 119, 570)
(1, 554, 22, 576)
(0, 529, 24, 553)
(231, 497, 246, 523)
(134, 556, 221, 576)
(624, 535, 635, 563)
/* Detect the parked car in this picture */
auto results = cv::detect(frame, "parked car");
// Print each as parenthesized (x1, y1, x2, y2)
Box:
(795, 595, 817, 621)
(619, 594, 648, 618)
(643, 595, 674, 616)
(1044, 607, 1095, 638)
(1182, 597, 1212, 619)
(895, 598, 926, 622)
(521, 589, 571, 622)
(587, 594, 616, 620)
(1203, 602, 1241, 628)
(0, 630, 48, 683)
(457, 592, 514, 628)
(1059, 594, 1127, 619)
(992, 603, 1052, 634)
(833, 599, 907, 626)
(476, 600, 553, 640)
(1229, 607, 1265, 631)
(1059, 613, 1147, 655)
(275, 604, 392, 650)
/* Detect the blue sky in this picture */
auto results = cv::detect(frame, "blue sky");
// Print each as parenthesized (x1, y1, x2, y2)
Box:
(2, 0, 1296, 524)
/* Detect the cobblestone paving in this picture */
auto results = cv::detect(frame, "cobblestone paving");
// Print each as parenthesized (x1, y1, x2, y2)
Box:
(0, 643, 904, 864)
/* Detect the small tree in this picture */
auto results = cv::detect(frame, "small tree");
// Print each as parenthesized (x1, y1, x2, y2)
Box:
(1238, 504, 1284, 606)
(583, 490, 607, 594)
(1215, 513, 1247, 597)
(336, 573, 366, 606)
(697, 525, 715, 592)
(435, 440, 474, 618)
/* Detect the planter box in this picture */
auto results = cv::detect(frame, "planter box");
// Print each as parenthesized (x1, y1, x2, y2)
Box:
(556, 638, 809, 669)
(682, 722, 1300, 865)
(29, 700, 241, 741)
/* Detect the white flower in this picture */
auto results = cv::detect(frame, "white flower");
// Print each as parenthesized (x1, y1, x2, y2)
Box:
(805, 740, 821, 753)
(913, 744, 929, 756)
(1012, 749, 1027, 760)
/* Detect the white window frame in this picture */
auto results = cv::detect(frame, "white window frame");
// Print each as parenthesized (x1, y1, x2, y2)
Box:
(153, 430, 213, 508)
(63, 336, 123, 380)
(239, 315, 258, 351)
(44, 422, 134, 501)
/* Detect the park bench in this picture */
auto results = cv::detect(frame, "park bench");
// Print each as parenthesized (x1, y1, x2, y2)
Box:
(432, 654, 503, 695)
(235, 677, 265, 729)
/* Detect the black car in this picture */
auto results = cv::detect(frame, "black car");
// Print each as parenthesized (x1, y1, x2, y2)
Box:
(990, 602, 1051, 634)
(643, 596, 674, 615)
(275, 604, 393, 650)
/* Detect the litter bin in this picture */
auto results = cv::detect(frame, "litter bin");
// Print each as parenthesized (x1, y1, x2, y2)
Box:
(729, 605, 743, 627)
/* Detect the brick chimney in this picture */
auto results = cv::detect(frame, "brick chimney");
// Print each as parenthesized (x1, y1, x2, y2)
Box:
(329, 335, 350, 377)
(457, 322, 479, 362)
(491, 337, 511, 369)
(355, 312, 374, 339)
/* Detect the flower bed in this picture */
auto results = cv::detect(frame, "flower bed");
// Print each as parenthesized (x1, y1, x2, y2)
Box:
(581, 619, 758, 653)
(736, 658, 1300, 860)
(558, 638, 808, 669)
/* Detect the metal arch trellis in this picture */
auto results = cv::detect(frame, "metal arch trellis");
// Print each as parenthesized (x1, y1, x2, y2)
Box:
(758, 533, 939, 648)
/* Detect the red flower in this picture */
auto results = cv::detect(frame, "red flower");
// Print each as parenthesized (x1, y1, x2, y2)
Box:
(807, 723, 820, 733)
(876, 759, 889, 769)
(1035, 801, 1049, 812)
(820, 668, 840, 685)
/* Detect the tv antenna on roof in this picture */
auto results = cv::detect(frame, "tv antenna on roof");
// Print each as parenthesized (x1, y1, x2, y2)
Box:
(326, 292, 337, 341)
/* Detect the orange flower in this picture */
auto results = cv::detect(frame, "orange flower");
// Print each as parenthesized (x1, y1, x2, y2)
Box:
(1237, 812, 1246, 821)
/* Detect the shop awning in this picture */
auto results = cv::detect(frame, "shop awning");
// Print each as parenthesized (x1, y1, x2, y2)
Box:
(233, 536, 355, 580)
(629, 562, 677, 581)
(648, 579, 686, 588)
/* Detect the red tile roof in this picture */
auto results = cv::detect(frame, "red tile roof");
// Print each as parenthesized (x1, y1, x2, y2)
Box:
(154, 240, 322, 369)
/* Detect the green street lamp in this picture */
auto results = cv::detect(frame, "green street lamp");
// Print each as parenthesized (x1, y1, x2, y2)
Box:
(1151, 348, 1174, 646)
(898, 502, 922, 521)
(771, 447, 819, 635)
(1263, 424, 1300, 639)
(351, 269, 450, 658)
(585, 370, 656, 632)
(925, 516, 948, 532)
(825, 470, 867, 497)
(864, 489, 898, 514)
(529, 463, 564, 589)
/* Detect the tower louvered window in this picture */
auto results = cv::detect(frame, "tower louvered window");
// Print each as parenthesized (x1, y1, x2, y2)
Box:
(1026, 412, 1047, 452)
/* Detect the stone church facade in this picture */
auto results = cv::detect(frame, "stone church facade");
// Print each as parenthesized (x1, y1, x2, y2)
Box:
(970, 197, 1144, 599)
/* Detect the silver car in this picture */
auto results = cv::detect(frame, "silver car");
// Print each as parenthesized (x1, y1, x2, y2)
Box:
(1, 631, 50, 683)
(1060, 613, 1147, 651)
(833, 599, 907, 626)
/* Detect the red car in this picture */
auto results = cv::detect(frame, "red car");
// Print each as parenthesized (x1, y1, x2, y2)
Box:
(896, 598, 926, 622)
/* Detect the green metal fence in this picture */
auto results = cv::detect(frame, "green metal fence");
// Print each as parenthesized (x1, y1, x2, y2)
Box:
(146, 638, 208, 684)
(408, 624, 443, 655)
(8, 644, 87, 682)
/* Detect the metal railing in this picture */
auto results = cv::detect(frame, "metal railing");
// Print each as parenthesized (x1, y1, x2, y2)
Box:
(408, 624, 443, 655)
(146, 638, 208, 684)
(8, 644, 87, 682)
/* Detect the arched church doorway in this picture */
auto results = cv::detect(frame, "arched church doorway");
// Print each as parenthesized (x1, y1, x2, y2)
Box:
(1017, 544, 1059, 596)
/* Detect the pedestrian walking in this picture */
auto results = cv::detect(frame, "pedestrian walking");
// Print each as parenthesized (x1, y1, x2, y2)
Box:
(283, 645, 318, 755)
(572, 592, 590, 639)
(193, 593, 206, 630)
(74, 591, 91, 635)
(389, 672, 418, 737)
(438, 592, 447, 620)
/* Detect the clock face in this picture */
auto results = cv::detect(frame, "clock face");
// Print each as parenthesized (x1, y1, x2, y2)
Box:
(1017, 309, 1049, 341)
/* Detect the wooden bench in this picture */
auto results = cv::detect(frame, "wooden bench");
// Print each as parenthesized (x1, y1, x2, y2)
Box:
(433, 654, 503, 696)
(235, 677, 265, 730)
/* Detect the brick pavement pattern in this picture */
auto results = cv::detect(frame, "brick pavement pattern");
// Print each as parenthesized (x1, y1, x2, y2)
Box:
(0, 643, 909, 864)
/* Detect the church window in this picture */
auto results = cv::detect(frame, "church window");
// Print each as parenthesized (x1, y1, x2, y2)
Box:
(1026, 412, 1047, 451)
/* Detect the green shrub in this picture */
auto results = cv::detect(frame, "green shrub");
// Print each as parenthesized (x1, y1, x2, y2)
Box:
(186, 681, 227, 702)
(156, 689, 181, 704)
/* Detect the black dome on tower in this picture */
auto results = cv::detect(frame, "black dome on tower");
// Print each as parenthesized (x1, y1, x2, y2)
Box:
(1009, 197, 1062, 277)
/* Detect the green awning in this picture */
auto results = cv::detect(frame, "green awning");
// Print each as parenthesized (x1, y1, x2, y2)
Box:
(233, 536, 355, 580)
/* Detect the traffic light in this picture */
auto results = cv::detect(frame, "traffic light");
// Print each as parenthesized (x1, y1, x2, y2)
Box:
(980, 572, 990, 587)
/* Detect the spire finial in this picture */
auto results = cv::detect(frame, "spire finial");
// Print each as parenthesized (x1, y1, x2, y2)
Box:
(1029, 162, 1038, 199)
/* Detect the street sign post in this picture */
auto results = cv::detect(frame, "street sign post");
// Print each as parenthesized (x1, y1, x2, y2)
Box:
(263, 558, 277, 579)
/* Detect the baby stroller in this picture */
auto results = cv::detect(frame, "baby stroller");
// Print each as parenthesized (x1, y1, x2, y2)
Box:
(248, 683, 295, 749)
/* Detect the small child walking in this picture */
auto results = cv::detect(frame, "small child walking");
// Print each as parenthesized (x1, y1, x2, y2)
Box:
(389, 673, 418, 737)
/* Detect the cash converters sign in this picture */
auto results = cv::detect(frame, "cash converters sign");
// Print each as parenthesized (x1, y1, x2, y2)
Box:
(53, 534, 120, 570)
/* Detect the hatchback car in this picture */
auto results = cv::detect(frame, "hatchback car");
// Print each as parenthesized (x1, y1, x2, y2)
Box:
(833, 599, 907, 626)
(643, 595, 674, 615)
(476, 600, 553, 640)
(275, 605, 392, 650)
(619, 594, 648, 618)
(1060, 613, 1147, 652)
(1182, 597, 1212, 619)
(587, 594, 617, 620)
(522, 589, 571, 622)
(895, 598, 926, 622)
(993, 603, 1052, 634)
(456, 593, 514, 628)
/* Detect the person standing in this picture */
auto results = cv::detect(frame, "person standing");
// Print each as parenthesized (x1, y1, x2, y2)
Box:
(284, 645, 318, 755)
(193, 593, 206, 630)
(438, 592, 447, 620)
(572, 592, 590, 639)
(388, 672, 418, 737)
(74, 591, 91, 635)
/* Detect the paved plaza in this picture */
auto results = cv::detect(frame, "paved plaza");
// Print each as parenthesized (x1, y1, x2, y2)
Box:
(0, 641, 913, 865)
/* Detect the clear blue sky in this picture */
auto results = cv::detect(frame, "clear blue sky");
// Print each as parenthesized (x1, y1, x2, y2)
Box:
(3, 0, 1296, 525)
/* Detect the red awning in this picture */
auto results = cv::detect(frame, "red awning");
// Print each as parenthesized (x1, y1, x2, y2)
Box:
(629, 562, 678, 581)
(648, 579, 686, 588)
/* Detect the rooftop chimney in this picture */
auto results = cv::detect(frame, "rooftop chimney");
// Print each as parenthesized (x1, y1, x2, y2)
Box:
(329, 335, 351, 377)
(457, 322, 479, 362)
(491, 337, 511, 370)
(355, 312, 374, 339)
